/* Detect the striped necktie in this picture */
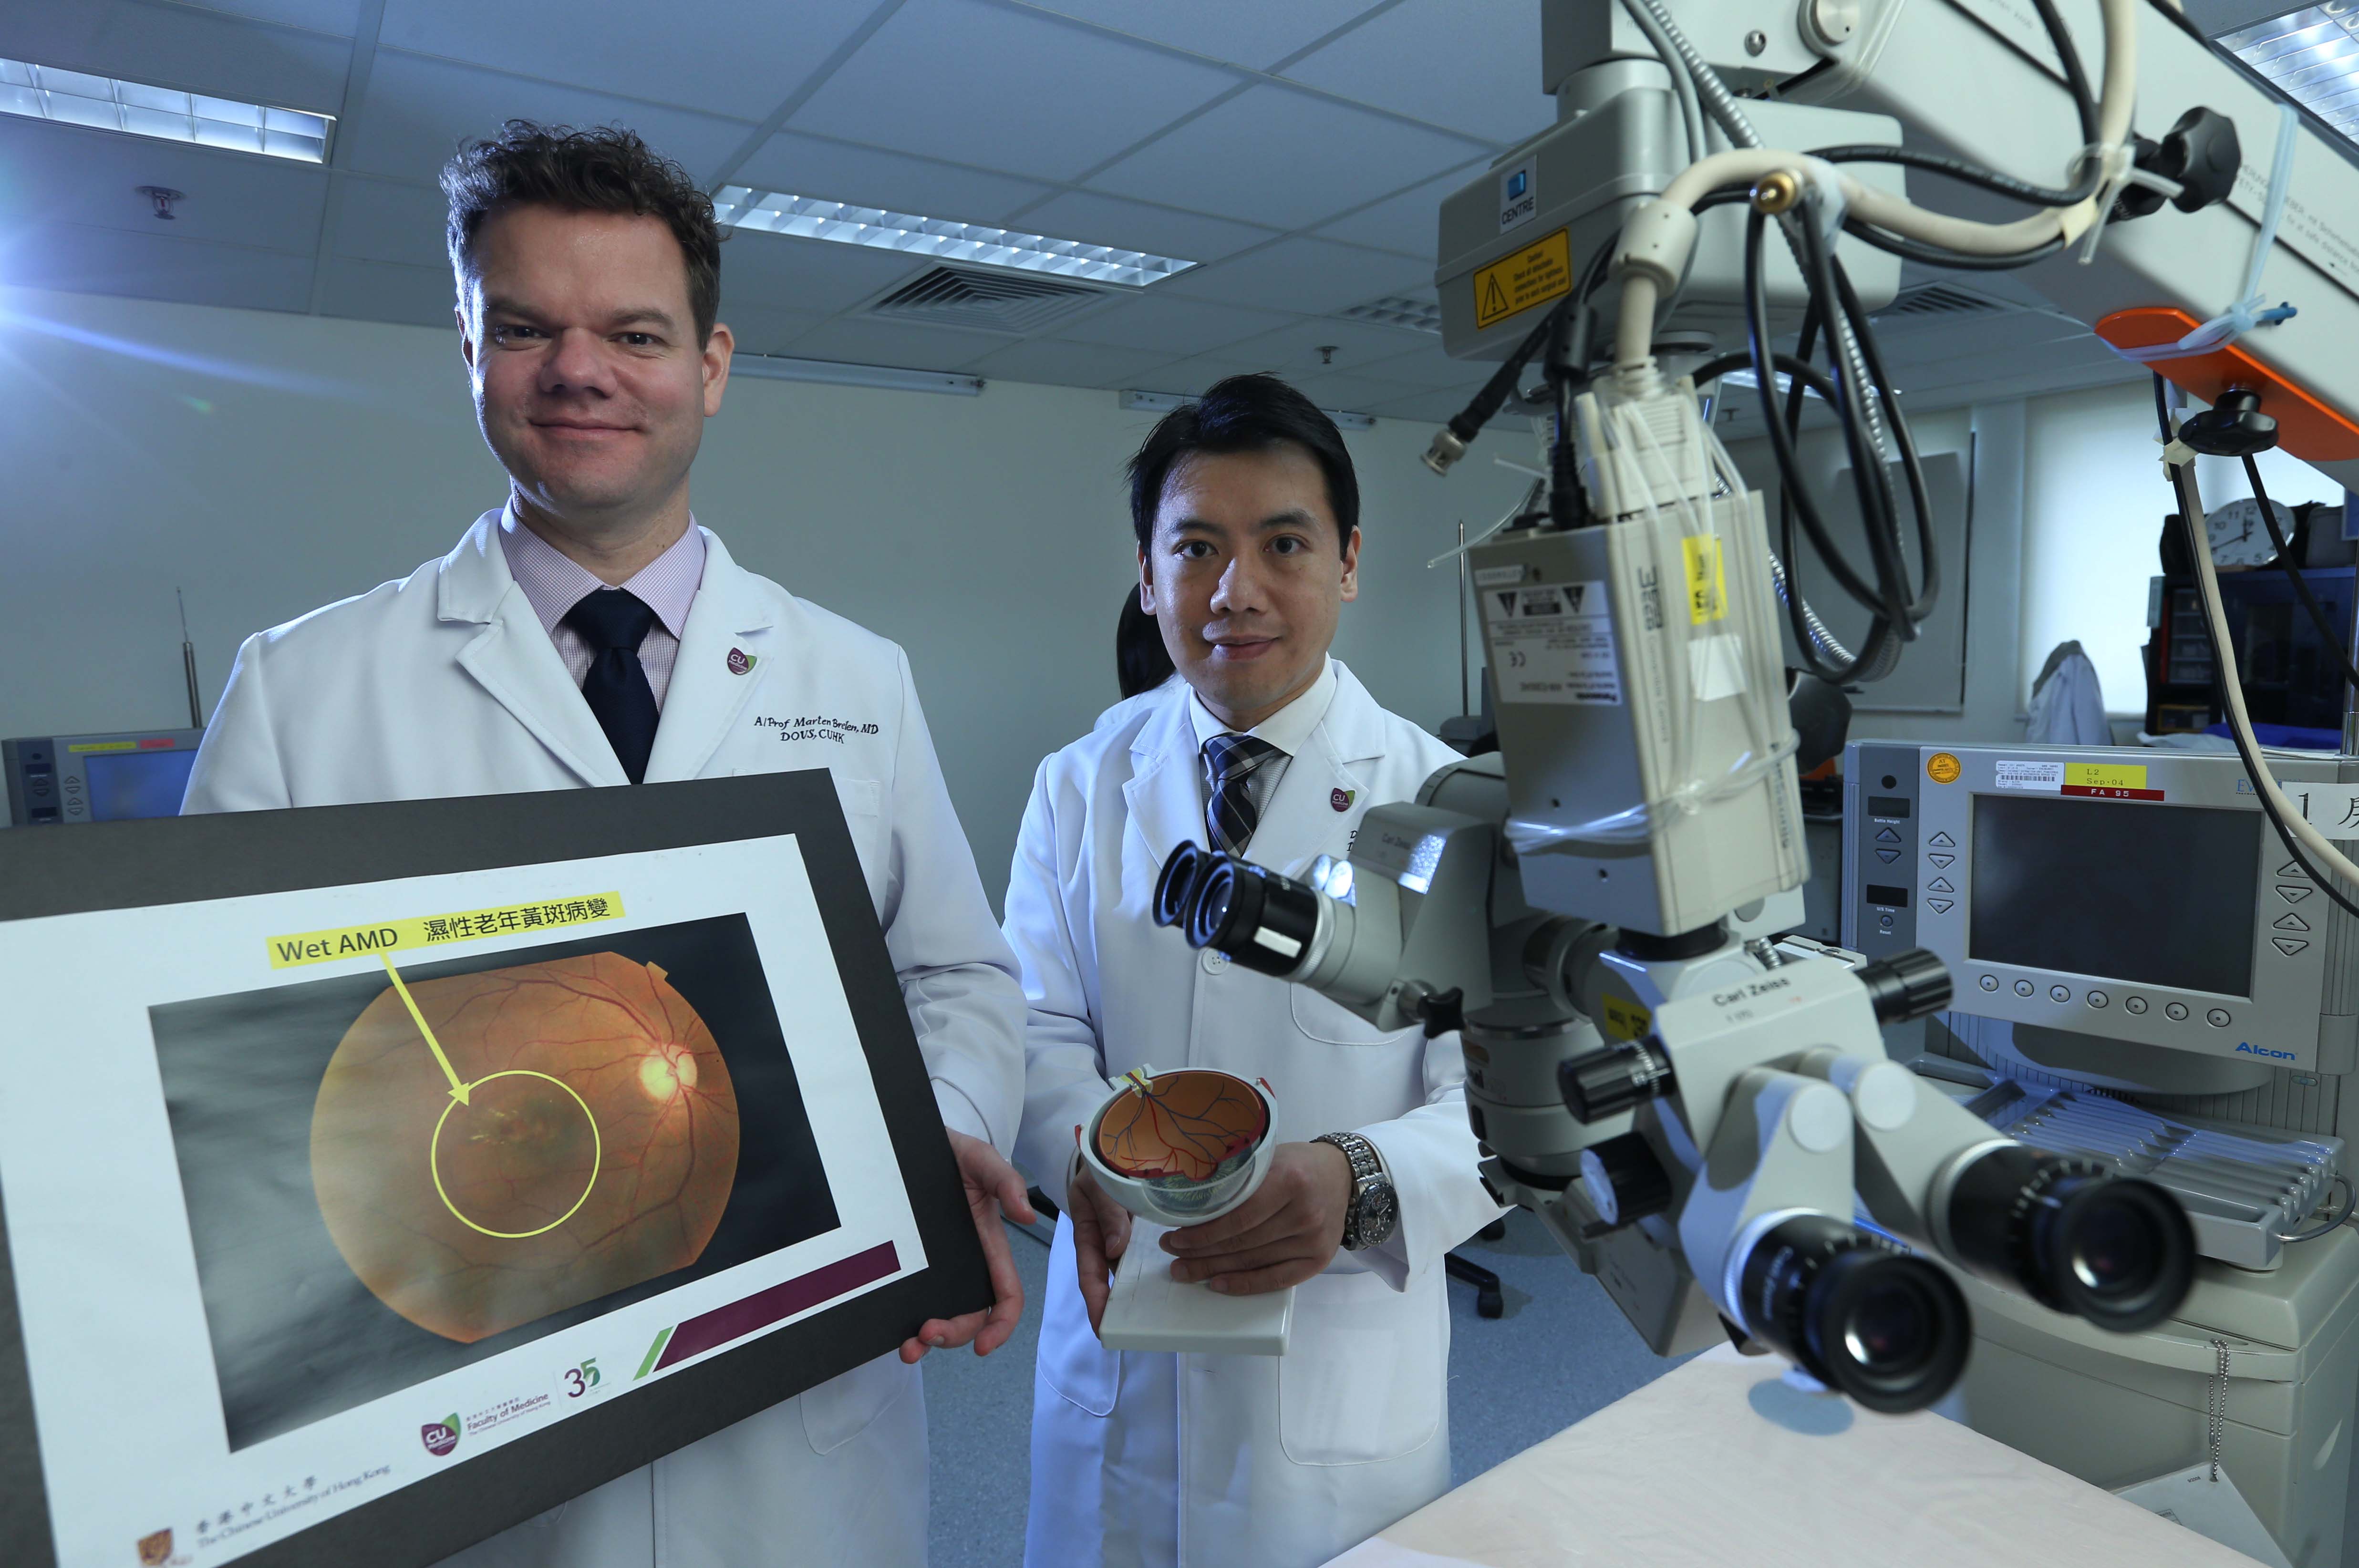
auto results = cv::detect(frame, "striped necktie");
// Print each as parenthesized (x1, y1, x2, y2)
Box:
(1201, 733, 1280, 857)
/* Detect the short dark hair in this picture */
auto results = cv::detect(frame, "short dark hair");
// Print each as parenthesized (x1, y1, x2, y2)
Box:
(442, 120, 724, 343)
(1126, 373, 1360, 554)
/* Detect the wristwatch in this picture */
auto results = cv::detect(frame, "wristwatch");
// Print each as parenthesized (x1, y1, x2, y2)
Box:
(1314, 1131, 1399, 1252)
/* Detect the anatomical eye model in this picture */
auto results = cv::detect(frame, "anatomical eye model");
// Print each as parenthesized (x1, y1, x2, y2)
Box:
(1094, 1069, 1269, 1184)
(310, 952, 741, 1344)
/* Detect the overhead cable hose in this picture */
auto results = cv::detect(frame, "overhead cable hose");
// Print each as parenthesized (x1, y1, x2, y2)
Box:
(1629, 0, 1760, 150)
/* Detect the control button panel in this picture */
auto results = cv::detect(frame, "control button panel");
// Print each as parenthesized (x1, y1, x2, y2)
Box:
(2165, 1002, 2190, 1021)
(2125, 997, 2149, 1014)
(2088, 990, 2110, 1008)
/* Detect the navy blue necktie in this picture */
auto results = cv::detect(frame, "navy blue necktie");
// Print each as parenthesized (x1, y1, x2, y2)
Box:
(563, 588, 660, 784)
(1201, 733, 1279, 856)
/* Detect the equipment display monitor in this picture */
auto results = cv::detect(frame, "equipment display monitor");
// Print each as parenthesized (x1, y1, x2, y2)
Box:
(0, 774, 990, 1568)
(1967, 794, 2263, 997)
(83, 746, 200, 821)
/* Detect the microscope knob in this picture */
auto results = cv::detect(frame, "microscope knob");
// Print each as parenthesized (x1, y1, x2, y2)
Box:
(1560, 1036, 1676, 1123)
(1854, 947, 1952, 1024)
(1579, 1133, 1673, 1227)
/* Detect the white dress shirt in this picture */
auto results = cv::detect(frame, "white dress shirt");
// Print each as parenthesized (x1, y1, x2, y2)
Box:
(1185, 657, 1339, 828)
(497, 507, 706, 708)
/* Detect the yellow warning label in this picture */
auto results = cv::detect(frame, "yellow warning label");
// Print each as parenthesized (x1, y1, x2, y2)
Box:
(1927, 753, 1961, 784)
(2066, 762, 2148, 791)
(267, 893, 625, 969)
(1473, 227, 1572, 330)
(1601, 995, 1653, 1043)
(1682, 536, 1727, 624)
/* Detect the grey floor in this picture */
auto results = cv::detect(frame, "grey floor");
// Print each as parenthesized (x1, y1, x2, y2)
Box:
(920, 1208, 1680, 1568)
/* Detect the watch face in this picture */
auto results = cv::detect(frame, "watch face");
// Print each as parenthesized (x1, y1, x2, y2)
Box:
(2207, 497, 2293, 568)
(1359, 1183, 1400, 1245)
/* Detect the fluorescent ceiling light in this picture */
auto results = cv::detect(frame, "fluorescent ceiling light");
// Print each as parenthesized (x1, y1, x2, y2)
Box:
(2221, 9, 2359, 139)
(729, 354, 982, 396)
(715, 185, 1193, 289)
(0, 57, 332, 163)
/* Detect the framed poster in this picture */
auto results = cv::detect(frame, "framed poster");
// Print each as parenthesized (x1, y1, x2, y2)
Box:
(0, 772, 990, 1568)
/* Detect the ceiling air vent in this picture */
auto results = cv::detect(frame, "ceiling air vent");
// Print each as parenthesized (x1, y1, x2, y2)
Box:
(1339, 295, 1443, 334)
(865, 264, 1107, 335)
(1873, 281, 2010, 321)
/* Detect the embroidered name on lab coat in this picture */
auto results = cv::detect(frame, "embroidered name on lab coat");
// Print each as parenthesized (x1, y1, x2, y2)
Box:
(755, 715, 880, 744)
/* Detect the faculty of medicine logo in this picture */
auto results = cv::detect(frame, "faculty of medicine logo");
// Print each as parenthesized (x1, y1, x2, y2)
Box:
(726, 647, 755, 676)
(136, 1527, 174, 1565)
(1331, 788, 1355, 812)
(422, 1412, 461, 1457)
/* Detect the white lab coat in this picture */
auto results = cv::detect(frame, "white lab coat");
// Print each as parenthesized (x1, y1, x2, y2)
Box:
(1003, 663, 1504, 1568)
(2025, 639, 2111, 745)
(182, 510, 1026, 1568)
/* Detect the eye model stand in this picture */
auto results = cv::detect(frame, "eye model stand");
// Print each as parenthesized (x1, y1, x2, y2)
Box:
(1081, 1070, 1294, 1356)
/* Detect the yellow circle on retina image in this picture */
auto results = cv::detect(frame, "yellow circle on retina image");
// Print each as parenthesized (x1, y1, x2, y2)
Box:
(1927, 752, 1962, 784)
(429, 1069, 603, 1239)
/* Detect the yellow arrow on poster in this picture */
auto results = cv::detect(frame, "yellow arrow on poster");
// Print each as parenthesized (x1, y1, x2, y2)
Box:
(379, 953, 471, 1104)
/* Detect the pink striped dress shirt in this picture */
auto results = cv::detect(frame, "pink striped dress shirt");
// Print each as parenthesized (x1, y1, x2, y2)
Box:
(497, 507, 708, 709)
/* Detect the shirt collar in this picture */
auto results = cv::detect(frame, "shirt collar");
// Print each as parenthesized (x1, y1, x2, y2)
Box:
(1186, 658, 1337, 758)
(498, 504, 706, 640)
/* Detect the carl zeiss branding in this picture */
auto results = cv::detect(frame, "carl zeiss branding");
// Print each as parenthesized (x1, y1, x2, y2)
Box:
(421, 1412, 461, 1457)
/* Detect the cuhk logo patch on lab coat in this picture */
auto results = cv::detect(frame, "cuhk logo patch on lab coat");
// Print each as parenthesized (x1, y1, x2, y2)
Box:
(727, 648, 755, 676)
(1332, 788, 1355, 812)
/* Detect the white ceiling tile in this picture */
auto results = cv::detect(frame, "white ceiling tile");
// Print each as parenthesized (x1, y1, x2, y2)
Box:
(330, 177, 450, 268)
(1057, 294, 1295, 353)
(719, 304, 831, 357)
(731, 134, 1052, 225)
(348, 50, 755, 185)
(784, 315, 1017, 371)
(1281, 0, 1552, 144)
(376, 0, 877, 123)
(1214, 318, 1446, 378)
(0, 117, 330, 254)
(315, 256, 458, 328)
(176, 0, 364, 33)
(1161, 236, 1430, 315)
(0, 0, 351, 113)
(962, 338, 1177, 389)
(1124, 351, 1275, 397)
(1341, 342, 1487, 388)
(0, 222, 314, 313)
(1362, 387, 1485, 423)
(1267, 370, 1423, 412)
(1010, 191, 1277, 266)
(787, 0, 1237, 183)
(1018, 0, 1384, 70)
(1311, 165, 1479, 258)
(1086, 85, 1487, 230)
(717, 229, 930, 316)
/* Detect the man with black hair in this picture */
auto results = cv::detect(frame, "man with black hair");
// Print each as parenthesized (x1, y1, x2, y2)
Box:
(182, 121, 1032, 1568)
(1003, 374, 1503, 1568)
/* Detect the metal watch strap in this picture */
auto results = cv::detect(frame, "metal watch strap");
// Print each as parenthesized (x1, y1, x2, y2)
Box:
(1314, 1131, 1393, 1251)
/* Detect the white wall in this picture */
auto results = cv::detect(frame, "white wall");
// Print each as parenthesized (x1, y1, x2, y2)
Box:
(0, 287, 1530, 900)
(1725, 401, 2032, 749)
(2018, 378, 2346, 717)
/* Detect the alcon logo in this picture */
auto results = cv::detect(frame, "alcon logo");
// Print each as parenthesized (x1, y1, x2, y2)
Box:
(2237, 1042, 2297, 1061)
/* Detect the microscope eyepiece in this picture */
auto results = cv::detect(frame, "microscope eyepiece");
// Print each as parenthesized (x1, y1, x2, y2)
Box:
(1736, 1214, 1970, 1413)
(1941, 1145, 2194, 1332)
(1152, 843, 1328, 980)
(1152, 842, 1212, 929)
